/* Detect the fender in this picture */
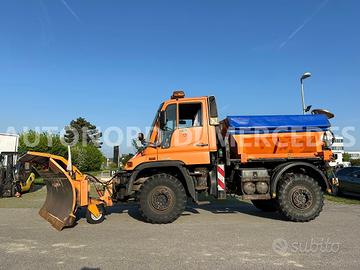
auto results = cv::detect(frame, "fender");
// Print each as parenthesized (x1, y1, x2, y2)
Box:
(270, 161, 330, 198)
(127, 161, 197, 201)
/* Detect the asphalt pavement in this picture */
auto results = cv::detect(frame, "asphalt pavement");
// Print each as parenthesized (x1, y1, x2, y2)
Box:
(1, 199, 360, 270)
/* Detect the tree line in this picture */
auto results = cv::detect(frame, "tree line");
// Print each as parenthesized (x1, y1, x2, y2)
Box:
(343, 153, 360, 166)
(18, 117, 105, 172)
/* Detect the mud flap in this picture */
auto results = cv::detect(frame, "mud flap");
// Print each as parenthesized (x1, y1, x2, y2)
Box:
(39, 174, 76, 231)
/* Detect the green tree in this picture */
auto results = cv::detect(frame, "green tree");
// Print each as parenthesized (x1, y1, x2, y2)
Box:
(107, 161, 119, 171)
(343, 152, 351, 162)
(71, 144, 106, 172)
(350, 159, 360, 167)
(121, 153, 134, 167)
(19, 130, 105, 172)
(19, 131, 67, 157)
(64, 117, 102, 147)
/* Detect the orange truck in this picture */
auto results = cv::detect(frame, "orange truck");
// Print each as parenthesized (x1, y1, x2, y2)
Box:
(19, 91, 338, 230)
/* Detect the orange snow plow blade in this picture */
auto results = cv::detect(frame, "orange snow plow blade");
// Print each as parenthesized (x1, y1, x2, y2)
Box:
(39, 173, 76, 231)
(19, 152, 85, 231)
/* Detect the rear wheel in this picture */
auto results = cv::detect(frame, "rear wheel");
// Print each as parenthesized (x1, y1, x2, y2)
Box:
(277, 174, 323, 222)
(252, 199, 278, 212)
(139, 173, 187, 224)
(86, 205, 106, 224)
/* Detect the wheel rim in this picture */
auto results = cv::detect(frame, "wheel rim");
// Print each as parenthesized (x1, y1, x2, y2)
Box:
(149, 186, 175, 213)
(91, 210, 103, 221)
(91, 213, 103, 221)
(290, 187, 313, 210)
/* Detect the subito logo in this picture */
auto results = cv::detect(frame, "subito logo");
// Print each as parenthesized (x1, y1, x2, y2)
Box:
(272, 238, 289, 256)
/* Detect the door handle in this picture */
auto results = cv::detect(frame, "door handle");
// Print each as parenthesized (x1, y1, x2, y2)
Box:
(196, 143, 209, 147)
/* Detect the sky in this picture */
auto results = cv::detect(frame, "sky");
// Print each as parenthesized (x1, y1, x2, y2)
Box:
(1, 0, 359, 156)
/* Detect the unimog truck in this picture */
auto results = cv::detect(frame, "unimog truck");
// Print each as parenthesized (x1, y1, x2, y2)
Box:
(20, 91, 337, 230)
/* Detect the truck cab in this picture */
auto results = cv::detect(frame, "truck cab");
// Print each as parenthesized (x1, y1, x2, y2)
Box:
(125, 91, 219, 170)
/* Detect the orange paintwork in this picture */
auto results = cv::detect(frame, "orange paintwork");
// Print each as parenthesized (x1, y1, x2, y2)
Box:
(230, 132, 332, 163)
(126, 147, 158, 170)
(157, 97, 211, 165)
(126, 96, 213, 170)
(125, 95, 333, 171)
(25, 151, 113, 208)
(28, 151, 90, 208)
(27, 151, 83, 176)
(208, 125, 218, 152)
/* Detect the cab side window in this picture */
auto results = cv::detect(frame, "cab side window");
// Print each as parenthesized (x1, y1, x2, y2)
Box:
(179, 103, 202, 129)
(161, 104, 177, 148)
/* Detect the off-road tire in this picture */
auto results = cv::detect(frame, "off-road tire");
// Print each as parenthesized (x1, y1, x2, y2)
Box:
(86, 205, 106, 224)
(251, 199, 278, 212)
(277, 173, 323, 222)
(138, 173, 187, 224)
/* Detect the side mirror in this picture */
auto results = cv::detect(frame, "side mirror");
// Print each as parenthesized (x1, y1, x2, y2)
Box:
(159, 111, 166, 130)
(137, 132, 145, 142)
(208, 96, 219, 125)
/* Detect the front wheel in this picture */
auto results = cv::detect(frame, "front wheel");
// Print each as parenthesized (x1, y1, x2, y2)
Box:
(277, 174, 324, 222)
(138, 173, 187, 224)
(86, 205, 106, 224)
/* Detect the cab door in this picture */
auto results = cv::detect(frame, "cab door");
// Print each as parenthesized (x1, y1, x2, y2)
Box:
(157, 100, 210, 165)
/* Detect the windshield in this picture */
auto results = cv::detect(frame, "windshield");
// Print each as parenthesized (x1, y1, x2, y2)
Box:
(145, 102, 164, 144)
(134, 103, 163, 154)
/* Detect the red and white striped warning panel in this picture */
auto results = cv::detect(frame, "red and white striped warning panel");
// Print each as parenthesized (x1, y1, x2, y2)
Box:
(217, 164, 225, 191)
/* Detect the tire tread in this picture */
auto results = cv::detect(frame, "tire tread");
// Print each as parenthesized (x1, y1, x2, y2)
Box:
(138, 173, 187, 224)
(277, 173, 324, 222)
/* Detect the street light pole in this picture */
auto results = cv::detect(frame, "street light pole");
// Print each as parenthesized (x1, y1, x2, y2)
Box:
(300, 72, 311, 114)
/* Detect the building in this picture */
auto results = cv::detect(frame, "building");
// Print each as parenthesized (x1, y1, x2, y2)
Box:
(347, 151, 360, 160)
(0, 133, 19, 166)
(330, 136, 345, 166)
(332, 137, 345, 153)
(329, 136, 351, 167)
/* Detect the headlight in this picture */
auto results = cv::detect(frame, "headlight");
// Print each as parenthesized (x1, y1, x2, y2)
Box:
(322, 131, 335, 148)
